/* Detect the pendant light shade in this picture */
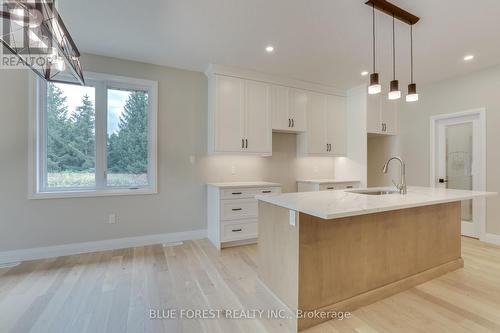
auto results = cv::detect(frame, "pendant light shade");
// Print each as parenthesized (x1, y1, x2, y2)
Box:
(388, 80, 401, 100)
(368, 4, 381, 95)
(406, 83, 418, 102)
(369, 73, 381, 94)
(406, 25, 419, 102)
(388, 13, 401, 100)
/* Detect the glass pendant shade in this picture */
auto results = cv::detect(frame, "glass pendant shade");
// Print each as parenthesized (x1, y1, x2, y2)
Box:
(406, 83, 418, 102)
(388, 80, 401, 100)
(368, 73, 381, 95)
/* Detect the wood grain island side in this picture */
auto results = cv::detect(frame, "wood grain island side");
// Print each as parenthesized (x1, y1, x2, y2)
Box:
(258, 200, 463, 331)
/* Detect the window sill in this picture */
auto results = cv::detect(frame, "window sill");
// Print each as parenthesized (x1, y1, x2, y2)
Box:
(29, 187, 158, 200)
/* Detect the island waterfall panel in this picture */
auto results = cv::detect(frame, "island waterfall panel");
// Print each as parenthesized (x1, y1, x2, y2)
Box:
(258, 201, 463, 331)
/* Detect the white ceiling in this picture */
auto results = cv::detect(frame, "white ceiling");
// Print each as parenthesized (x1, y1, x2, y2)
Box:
(58, 0, 500, 90)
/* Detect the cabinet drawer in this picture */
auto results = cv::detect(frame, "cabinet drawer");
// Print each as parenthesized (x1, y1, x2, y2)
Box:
(221, 199, 258, 221)
(221, 220, 258, 242)
(220, 186, 281, 199)
(250, 187, 282, 196)
(319, 182, 359, 191)
(220, 188, 255, 199)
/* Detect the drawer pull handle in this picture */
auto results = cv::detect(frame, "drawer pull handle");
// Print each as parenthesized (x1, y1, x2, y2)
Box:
(262, 190, 272, 193)
(346, 186, 353, 189)
(232, 228, 242, 232)
(231, 192, 242, 195)
(231, 208, 242, 211)
(326, 187, 335, 190)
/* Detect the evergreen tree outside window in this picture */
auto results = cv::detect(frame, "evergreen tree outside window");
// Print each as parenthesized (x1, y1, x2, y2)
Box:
(33, 73, 157, 198)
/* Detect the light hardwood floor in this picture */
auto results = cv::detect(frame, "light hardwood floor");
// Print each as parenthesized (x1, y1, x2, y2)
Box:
(1, 237, 500, 333)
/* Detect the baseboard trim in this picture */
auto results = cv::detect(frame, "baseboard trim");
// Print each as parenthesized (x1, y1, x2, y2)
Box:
(0, 229, 207, 265)
(481, 233, 500, 246)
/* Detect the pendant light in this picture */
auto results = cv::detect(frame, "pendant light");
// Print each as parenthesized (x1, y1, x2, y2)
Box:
(368, 3, 381, 95)
(388, 13, 401, 100)
(406, 25, 419, 102)
(387, 14, 401, 100)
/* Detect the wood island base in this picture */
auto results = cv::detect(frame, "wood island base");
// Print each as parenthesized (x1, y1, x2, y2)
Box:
(258, 201, 463, 331)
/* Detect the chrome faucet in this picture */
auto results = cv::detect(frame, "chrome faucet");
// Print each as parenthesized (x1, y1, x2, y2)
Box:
(382, 156, 407, 195)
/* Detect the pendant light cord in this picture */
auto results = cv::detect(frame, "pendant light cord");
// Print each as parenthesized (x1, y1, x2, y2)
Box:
(410, 25, 414, 84)
(392, 13, 396, 80)
(372, 3, 376, 73)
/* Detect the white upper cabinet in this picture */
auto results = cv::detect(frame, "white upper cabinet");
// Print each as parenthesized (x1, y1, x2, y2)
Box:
(288, 88, 307, 132)
(209, 74, 271, 155)
(326, 95, 347, 156)
(244, 80, 272, 154)
(298, 92, 347, 156)
(366, 94, 398, 135)
(270, 85, 307, 132)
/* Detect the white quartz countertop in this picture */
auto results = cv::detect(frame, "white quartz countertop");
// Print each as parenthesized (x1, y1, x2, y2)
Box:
(296, 179, 361, 184)
(256, 186, 496, 220)
(207, 181, 281, 188)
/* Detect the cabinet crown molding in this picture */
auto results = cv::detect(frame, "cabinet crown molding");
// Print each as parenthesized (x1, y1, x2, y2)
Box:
(206, 64, 346, 97)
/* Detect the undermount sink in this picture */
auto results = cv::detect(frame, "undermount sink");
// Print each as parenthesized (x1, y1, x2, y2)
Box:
(347, 189, 399, 195)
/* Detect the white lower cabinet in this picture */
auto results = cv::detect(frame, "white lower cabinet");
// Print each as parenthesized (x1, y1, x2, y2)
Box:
(207, 182, 281, 249)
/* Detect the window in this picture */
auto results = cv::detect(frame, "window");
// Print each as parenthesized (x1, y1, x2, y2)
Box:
(31, 73, 157, 198)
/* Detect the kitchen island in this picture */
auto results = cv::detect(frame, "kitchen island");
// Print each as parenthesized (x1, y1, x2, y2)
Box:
(256, 186, 495, 331)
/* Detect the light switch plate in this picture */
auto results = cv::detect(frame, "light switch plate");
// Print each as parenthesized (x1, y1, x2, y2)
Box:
(289, 210, 296, 226)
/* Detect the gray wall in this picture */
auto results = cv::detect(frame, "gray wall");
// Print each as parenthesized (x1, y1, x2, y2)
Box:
(0, 53, 336, 252)
(398, 65, 500, 234)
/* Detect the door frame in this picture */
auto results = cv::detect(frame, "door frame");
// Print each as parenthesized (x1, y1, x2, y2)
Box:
(429, 108, 486, 238)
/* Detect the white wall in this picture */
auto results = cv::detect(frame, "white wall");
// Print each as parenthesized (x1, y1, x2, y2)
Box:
(398, 65, 500, 235)
(367, 135, 400, 187)
(0, 53, 336, 252)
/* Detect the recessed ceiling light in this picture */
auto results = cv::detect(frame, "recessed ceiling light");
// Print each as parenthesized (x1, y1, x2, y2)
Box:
(361, 71, 369, 76)
(464, 55, 474, 61)
(265, 45, 274, 53)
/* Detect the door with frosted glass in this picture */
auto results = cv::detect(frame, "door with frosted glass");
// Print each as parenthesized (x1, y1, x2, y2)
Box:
(434, 113, 484, 238)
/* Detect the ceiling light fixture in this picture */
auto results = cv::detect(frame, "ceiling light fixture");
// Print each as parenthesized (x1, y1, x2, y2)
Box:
(368, 3, 381, 95)
(361, 71, 369, 76)
(406, 25, 418, 102)
(464, 55, 474, 61)
(388, 13, 401, 100)
(265, 45, 274, 53)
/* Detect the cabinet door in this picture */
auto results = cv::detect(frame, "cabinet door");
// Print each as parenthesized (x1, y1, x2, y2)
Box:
(381, 98, 398, 135)
(306, 92, 327, 154)
(366, 94, 382, 134)
(244, 80, 272, 154)
(214, 75, 244, 152)
(289, 89, 307, 132)
(270, 85, 290, 131)
(326, 95, 347, 156)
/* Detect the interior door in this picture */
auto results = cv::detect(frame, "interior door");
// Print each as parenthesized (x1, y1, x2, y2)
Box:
(244, 80, 271, 154)
(214, 75, 244, 152)
(434, 114, 483, 238)
(325, 95, 347, 156)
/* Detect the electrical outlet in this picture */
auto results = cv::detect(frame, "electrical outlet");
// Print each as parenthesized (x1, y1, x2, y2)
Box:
(108, 214, 116, 224)
(189, 155, 196, 164)
(231, 165, 236, 175)
(313, 166, 319, 174)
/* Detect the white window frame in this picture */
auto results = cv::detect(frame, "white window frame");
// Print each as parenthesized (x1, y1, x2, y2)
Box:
(29, 71, 158, 199)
